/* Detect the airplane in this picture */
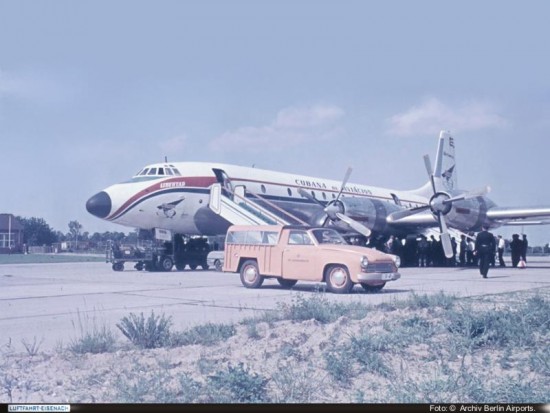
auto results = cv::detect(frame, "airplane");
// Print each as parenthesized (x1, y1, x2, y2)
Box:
(86, 130, 550, 261)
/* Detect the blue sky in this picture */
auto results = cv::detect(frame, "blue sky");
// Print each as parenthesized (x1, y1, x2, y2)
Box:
(1, 0, 550, 244)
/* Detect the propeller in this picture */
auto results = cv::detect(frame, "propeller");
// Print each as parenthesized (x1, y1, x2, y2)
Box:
(298, 167, 371, 237)
(389, 155, 490, 258)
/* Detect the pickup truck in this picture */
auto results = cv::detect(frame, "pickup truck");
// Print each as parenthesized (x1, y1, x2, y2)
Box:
(223, 225, 400, 294)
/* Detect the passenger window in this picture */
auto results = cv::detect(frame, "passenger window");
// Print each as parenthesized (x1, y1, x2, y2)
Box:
(147, 168, 157, 175)
(261, 184, 266, 194)
(262, 231, 279, 245)
(287, 188, 292, 196)
(245, 231, 263, 245)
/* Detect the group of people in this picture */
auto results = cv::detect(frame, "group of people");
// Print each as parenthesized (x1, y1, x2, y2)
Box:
(363, 230, 529, 278)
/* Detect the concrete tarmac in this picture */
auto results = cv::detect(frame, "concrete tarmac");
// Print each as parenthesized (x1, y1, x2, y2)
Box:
(1, 257, 549, 350)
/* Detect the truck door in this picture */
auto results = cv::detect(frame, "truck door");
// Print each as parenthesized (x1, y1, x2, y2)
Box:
(282, 230, 319, 281)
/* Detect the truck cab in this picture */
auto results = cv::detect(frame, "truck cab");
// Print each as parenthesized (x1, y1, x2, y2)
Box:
(224, 225, 400, 294)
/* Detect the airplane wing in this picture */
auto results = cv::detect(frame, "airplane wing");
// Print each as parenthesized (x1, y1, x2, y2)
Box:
(486, 206, 550, 223)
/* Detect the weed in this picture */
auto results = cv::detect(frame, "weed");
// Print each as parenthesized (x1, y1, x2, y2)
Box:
(246, 323, 261, 340)
(206, 363, 270, 403)
(349, 333, 391, 377)
(279, 293, 370, 324)
(117, 311, 172, 349)
(397, 291, 457, 310)
(170, 323, 235, 347)
(69, 312, 116, 354)
(271, 362, 325, 403)
(21, 337, 44, 357)
(323, 347, 356, 382)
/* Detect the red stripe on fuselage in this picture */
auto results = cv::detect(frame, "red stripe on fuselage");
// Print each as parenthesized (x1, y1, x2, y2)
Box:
(107, 176, 217, 220)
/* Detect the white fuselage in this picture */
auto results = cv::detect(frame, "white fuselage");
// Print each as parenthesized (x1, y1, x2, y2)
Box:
(88, 162, 431, 235)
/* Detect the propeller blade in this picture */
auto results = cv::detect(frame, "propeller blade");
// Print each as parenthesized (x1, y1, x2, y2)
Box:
(298, 188, 325, 208)
(442, 186, 491, 204)
(335, 212, 371, 237)
(423, 155, 438, 193)
(437, 213, 454, 258)
(335, 167, 353, 201)
(423, 154, 433, 177)
(387, 205, 431, 222)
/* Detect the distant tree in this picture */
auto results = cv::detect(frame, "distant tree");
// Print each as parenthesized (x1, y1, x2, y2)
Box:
(68, 220, 83, 250)
(17, 216, 58, 246)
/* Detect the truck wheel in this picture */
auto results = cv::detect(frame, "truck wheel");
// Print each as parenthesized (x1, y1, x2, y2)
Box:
(325, 265, 353, 294)
(134, 262, 144, 271)
(214, 259, 223, 272)
(160, 256, 173, 272)
(112, 262, 124, 272)
(361, 282, 386, 293)
(240, 260, 263, 289)
(277, 278, 297, 289)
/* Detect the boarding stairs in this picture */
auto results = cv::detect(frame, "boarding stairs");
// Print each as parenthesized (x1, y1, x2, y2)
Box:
(208, 183, 307, 226)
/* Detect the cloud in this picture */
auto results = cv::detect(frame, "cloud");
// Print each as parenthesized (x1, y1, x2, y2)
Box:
(0, 68, 77, 104)
(159, 135, 187, 154)
(209, 104, 345, 152)
(387, 97, 508, 137)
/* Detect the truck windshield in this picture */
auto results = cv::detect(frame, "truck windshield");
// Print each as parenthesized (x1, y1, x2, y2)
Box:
(312, 229, 346, 245)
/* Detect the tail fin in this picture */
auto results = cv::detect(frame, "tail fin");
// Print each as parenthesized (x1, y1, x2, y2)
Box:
(433, 130, 457, 191)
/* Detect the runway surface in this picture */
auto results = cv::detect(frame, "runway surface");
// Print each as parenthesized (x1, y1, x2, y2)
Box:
(1, 257, 549, 350)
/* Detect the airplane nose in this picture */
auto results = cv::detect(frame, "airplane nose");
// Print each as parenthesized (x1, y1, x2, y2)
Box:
(86, 191, 112, 219)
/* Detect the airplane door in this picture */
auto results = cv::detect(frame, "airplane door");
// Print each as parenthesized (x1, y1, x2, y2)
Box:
(282, 230, 318, 281)
(212, 168, 234, 194)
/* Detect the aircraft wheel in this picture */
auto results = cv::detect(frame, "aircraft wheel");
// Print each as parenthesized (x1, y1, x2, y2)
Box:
(325, 265, 353, 294)
(277, 278, 297, 289)
(214, 259, 223, 272)
(112, 262, 124, 272)
(175, 262, 186, 271)
(200, 261, 208, 270)
(160, 256, 174, 272)
(240, 260, 263, 289)
(361, 282, 386, 293)
(189, 264, 198, 270)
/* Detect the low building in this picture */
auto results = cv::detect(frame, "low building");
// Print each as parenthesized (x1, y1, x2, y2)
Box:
(0, 214, 23, 254)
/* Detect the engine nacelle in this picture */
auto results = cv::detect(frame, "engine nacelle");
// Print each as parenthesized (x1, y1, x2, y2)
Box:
(334, 197, 403, 233)
(444, 196, 495, 232)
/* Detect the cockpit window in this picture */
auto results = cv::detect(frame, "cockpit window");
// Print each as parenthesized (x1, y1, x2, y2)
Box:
(139, 168, 150, 176)
(158, 167, 164, 175)
(147, 168, 157, 175)
(165, 168, 173, 176)
(172, 168, 181, 176)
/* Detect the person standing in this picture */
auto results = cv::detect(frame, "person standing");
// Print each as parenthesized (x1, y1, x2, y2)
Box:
(521, 234, 528, 263)
(509, 234, 522, 267)
(459, 235, 467, 266)
(475, 225, 496, 278)
(497, 235, 506, 267)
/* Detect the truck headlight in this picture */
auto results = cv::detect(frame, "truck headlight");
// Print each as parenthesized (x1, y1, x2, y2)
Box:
(391, 254, 401, 268)
(360, 256, 369, 269)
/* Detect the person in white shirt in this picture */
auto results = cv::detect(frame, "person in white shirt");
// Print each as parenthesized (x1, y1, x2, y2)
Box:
(497, 235, 506, 267)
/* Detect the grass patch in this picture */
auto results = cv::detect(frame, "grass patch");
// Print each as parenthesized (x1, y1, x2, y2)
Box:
(0, 254, 104, 265)
(69, 310, 116, 354)
(170, 323, 236, 347)
(117, 311, 172, 349)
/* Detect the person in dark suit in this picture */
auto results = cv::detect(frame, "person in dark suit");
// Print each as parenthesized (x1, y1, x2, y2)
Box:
(520, 234, 528, 263)
(475, 225, 496, 278)
(509, 234, 522, 267)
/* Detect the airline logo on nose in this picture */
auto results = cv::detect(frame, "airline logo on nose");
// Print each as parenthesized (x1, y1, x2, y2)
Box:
(160, 181, 186, 189)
